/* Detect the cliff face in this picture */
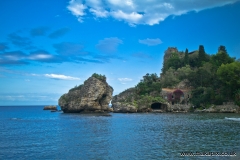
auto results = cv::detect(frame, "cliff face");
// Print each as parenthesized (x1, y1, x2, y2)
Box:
(58, 76, 113, 113)
(112, 88, 138, 113)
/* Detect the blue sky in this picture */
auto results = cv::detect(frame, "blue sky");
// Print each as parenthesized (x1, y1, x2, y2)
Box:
(0, 0, 240, 105)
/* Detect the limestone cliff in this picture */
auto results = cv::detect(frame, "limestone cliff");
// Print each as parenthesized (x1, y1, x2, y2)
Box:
(58, 75, 113, 113)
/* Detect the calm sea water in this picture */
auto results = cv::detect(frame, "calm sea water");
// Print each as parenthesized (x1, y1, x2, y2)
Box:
(0, 106, 240, 160)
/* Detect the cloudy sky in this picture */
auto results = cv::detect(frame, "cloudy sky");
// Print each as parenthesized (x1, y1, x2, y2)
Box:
(0, 0, 240, 105)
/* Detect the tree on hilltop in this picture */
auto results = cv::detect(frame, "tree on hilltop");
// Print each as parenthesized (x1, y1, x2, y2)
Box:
(198, 45, 206, 66)
(184, 48, 189, 65)
(92, 73, 106, 82)
(218, 45, 227, 53)
(211, 46, 234, 67)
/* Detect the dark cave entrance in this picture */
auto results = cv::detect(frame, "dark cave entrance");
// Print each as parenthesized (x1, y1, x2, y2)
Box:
(151, 103, 162, 110)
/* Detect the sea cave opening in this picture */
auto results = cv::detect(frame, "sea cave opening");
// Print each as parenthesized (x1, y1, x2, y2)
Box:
(109, 100, 112, 107)
(151, 103, 162, 110)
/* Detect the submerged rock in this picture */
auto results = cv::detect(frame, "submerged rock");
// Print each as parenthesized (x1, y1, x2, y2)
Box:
(43, 105, 57, 110)
(58, 75, 113, 113)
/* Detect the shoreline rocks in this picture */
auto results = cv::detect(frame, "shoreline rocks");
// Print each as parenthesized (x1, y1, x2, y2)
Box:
(194, 104, 240, 113)
(112, 102, 138, 113)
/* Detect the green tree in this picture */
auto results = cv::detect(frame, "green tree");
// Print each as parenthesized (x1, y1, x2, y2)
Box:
(160, 67, 180, 87)
(92, 73, 106, 82)
(188, 51, 199, 68)
(136, 73, 162, 95)
(198, 45, 206, 66)
(187, 68, 200, 88)
(235, 89, 240, 106)
(198, 62, 216, 87)
(217, 62, 240, 96)
(162, 53, 182, 73)
(210, 46, 234, 67)
(218, 45, 227, 53)
(190, 87, 215, 107)
(184, 48, 189, 65)
(176, 65, 194, 81)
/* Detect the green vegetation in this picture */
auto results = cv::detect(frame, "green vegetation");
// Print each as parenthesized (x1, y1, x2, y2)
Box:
(69, 84, 83, 92)
(134, 74, 165, 107)
(198, 45, 208, 66)
(116, 45, 239, 110)
(162, 52, 183, 73)
(136, 73, 162, 95)
(68, 73, 106, 92)
(91, 73, 106, 82)
(117, 73, 166, 109)
(235, 89, 240, 106)
(136, 95, 165, 108)
(160, 45, 240, 108)
(59, 94, 69, 103)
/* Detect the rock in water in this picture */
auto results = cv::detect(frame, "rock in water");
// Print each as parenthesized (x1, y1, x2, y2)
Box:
(58, 75, 113, 113)
(43, 105, 57, 110)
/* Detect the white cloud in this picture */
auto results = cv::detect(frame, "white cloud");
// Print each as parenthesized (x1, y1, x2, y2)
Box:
(111, 10, 142, 25)
(28, 54, 53, 60)
(139, 38, 162, 46)
(90, 8, 109, 17)
(67, 0, 87, 22)
(44, 74, 80, 80)
(118, 78, 133, 82)
(67, 0, 239, 25)
(96, 37, 123, 53)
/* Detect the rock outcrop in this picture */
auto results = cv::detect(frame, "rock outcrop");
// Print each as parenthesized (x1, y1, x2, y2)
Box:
(112, 88, 138, 113)
(43, 105, 57, 110)
(58, 75, 113, 113)
(112, 88, 168, 113)
(112, 102, 137, 113)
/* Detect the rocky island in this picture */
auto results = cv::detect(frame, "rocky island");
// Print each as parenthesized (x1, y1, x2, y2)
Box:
(112, 46, 240, 113)
(58, 73, 113, 113)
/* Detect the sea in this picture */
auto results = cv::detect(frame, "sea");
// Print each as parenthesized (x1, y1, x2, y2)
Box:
(0, 105, 240, 160)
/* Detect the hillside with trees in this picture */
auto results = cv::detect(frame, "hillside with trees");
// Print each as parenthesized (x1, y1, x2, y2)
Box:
(112, 45, 240, 112)
(160, 45, 240, 108)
